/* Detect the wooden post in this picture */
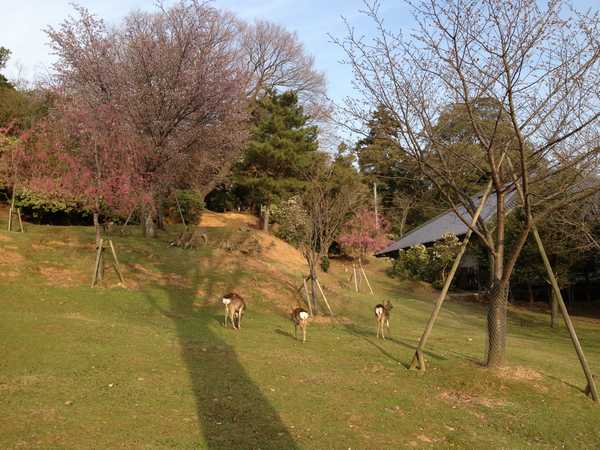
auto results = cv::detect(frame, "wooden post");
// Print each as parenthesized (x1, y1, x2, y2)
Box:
(175, 195, 187, 229)
(7, 186, 16, 231)
(550, 289, 559, 329)
(409, 179, 494, 371)
(17, 208, 23, 232)
(505, 155, 598, 401)
(359, 260, 374, 295)
(353, 264, 358, 292)
(315, 279, 334, 317)
(91, 239, 104, 288)
(108, 240, 125, 285)
(262, 205, 270, 232)
(532, 226, 599, 402)
(302, 276, 313, 316)
(120, 207, 136, 234)
(374, 182, 379, 229)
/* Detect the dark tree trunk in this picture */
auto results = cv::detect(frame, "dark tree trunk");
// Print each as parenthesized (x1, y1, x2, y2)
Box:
(92, 217, 104, 283)
(156, 196, 166, 230)
(551, 290, 559, 328)
(486, 280, 509, 367)
(309, 258, 319, 315)
(262, 205, 270, 233)
(142, 208, 156, 238)
(584, 270, 591, 303)
(527, 281, 534, 305)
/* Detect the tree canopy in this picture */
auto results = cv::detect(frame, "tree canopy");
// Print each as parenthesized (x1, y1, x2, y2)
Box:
(228, 90, 321, 210)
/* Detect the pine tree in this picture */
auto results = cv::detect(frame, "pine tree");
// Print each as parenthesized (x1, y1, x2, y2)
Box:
(233, 90, 320, 210)
(354, 105, 429, 237)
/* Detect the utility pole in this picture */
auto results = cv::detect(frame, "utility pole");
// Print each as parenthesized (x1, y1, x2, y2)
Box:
(374, 182, 379, 229)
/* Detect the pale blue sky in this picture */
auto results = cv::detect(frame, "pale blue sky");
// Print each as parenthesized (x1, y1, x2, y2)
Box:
(1, 0, 597, 109)
(0, 0, 410, 105)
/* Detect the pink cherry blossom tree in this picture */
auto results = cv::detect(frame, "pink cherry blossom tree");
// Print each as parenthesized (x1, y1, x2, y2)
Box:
(338, 209, 391, 261)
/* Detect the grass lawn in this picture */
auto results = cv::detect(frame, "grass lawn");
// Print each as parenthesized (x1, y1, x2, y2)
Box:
(1, 215, 600, 449)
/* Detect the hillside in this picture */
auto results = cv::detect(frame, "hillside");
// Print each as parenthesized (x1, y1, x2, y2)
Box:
(1, 211, 600, 449)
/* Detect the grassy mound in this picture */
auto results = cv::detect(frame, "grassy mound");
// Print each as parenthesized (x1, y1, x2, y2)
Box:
(1, 212, 599, 449)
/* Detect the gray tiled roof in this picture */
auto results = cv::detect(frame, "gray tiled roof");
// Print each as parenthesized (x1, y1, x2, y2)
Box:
(377, 189, 519, 256)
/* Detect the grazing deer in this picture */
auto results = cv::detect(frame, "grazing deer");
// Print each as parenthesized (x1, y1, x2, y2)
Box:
(374, 300, 393, 340)
(291, 307, 310, 343)
(222, 292, 246, 330)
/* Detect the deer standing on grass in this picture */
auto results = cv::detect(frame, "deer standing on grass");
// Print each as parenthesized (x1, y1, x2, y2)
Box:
(222, 292, 246, 330)
(291, 307, 310, 343)
(374, 300, 393, 340)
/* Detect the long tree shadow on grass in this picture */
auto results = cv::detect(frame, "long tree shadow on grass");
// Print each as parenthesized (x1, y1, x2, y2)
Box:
(144, 246, 297, 450)
(342, 322, 447, 368)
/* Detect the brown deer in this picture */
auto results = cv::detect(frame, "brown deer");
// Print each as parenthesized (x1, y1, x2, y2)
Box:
(222, 292, 246, 330)
(291, 307, 310, 343)
(374, 300, 393, 340)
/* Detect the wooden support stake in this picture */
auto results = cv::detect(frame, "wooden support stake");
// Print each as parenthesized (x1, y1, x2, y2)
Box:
(108, 240, 125, 285)
(359, 261, 374, 295)
(7, 187, 15, 231)
(175, 195, 187, 229)
(315, 279, 334, 317)
(120, 207, 136, 234)
(91, 238, 104, 288)
(353, 264, 358, 292)
(506, 155, 598, 402)
(532, 227, 598, 402)
(409, 179, 494, 371)
(17, 208, 23, 232)
(302, 276, 313, 316)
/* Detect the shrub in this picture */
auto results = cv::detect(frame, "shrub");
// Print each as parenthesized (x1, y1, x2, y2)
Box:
(174, 190, 204, 225)
(320, 255, 330, 273)
(15, 189, 91, 224)
(338, 208, 391, 259)
(269, 196, 308, 247)
(391, 234, 461, 288)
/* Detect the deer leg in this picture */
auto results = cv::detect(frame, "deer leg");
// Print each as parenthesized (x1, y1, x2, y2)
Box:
(302, 323, 306, 343)
(381, 320, 386, 340)
(224, 307, 229, 328)
(294, 323, 298, 339)
(237, 311, 242, 330)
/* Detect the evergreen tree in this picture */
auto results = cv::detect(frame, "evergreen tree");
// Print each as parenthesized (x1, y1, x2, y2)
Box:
(0, 47, 12, 89)
(231, 90, 320, 210)
(354, 105, 430, 237)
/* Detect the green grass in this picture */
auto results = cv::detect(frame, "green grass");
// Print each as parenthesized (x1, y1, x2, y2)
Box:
(1, 218, 600, 449)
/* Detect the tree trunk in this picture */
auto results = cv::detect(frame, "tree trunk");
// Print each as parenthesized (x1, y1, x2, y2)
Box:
(93, 211, 101, 245)
(551, 290, 559, 328)
(143, 210, 156, 238)
(156, 196, 166, 230)
(262, 205, 270, 233)
(486, 280, 509, 367)
(309, 258, 319, 315)
(527, 281, 534, 305)
(7, 186, 16, 231)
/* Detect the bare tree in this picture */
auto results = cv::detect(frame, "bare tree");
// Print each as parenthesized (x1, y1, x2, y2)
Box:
(241, 19, 326, 101)
(334, 0, 600, 366)
(46, 1, 250, 236)
(301, 162, 364, 314)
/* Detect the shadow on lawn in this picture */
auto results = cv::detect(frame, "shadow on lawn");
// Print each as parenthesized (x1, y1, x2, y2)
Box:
(144, 244, 297, 450)
(342, 322, 448, 368)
